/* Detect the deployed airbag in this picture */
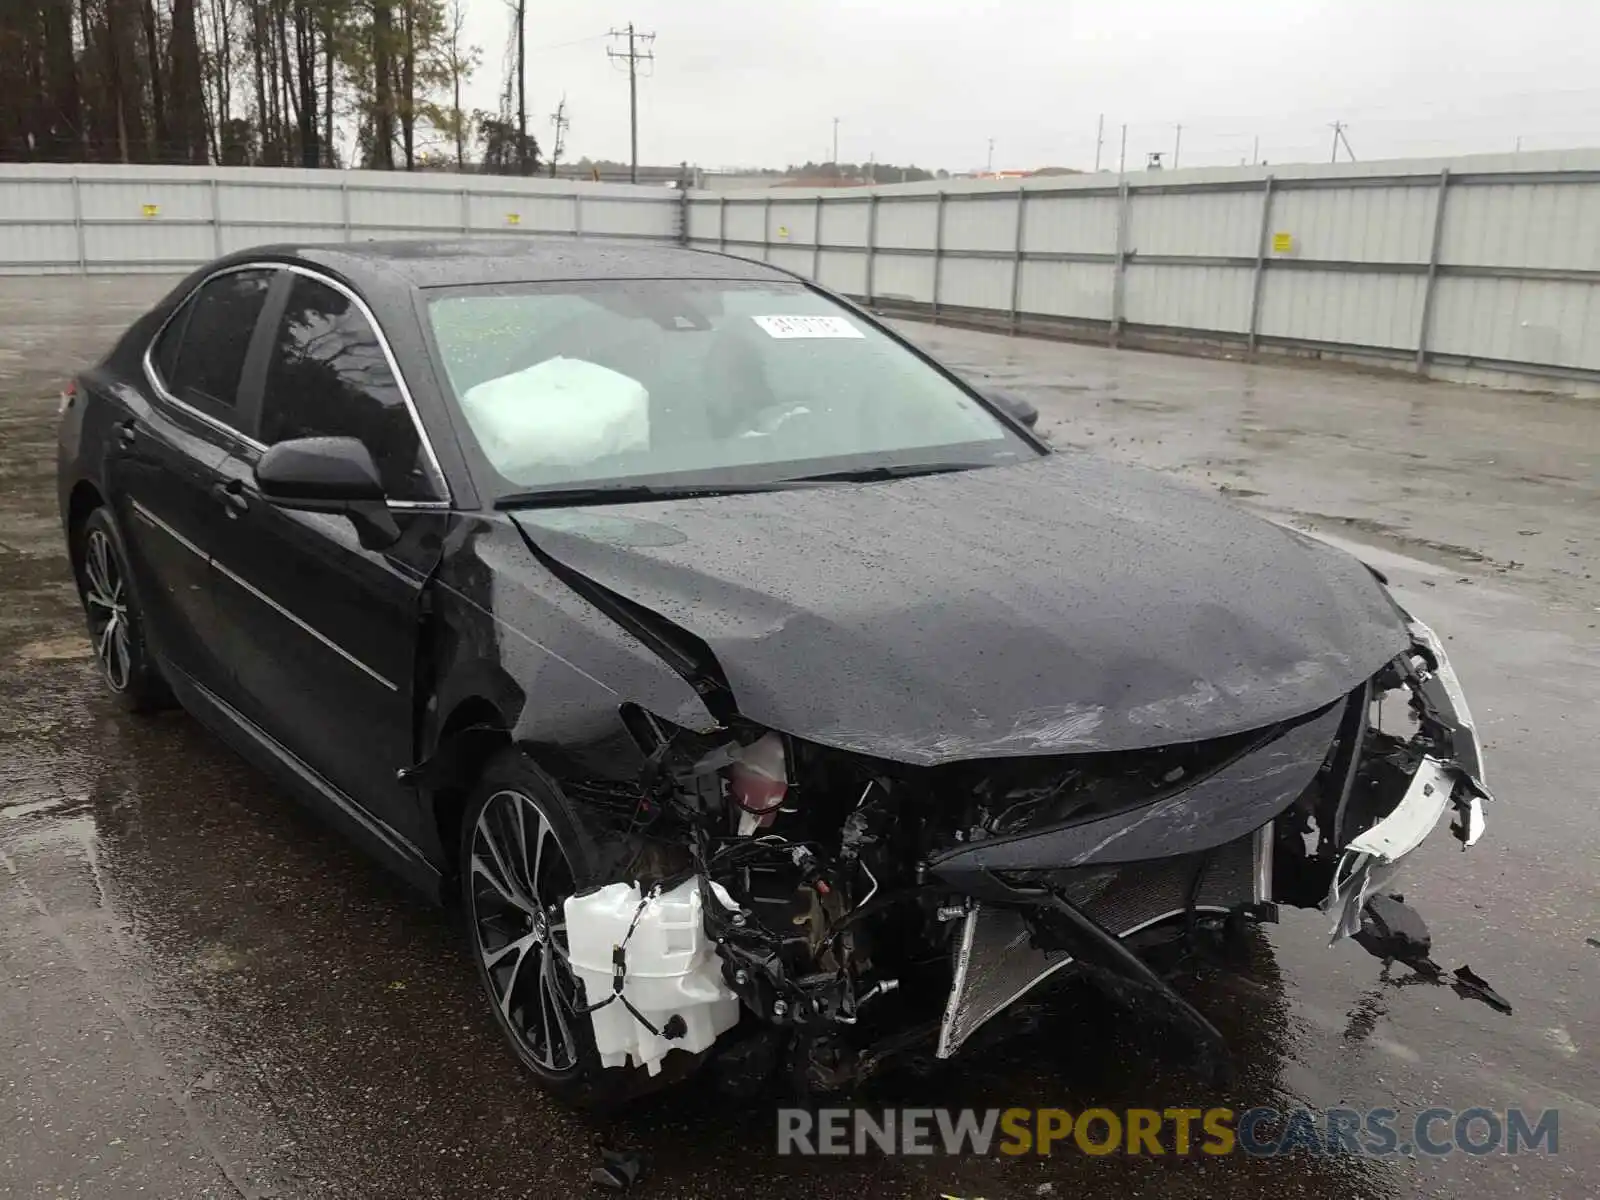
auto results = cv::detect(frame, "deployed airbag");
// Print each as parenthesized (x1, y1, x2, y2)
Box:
(461, 356, 650, 477)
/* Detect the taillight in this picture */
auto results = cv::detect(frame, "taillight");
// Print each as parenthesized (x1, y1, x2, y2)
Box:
(58, 379, 78, 415)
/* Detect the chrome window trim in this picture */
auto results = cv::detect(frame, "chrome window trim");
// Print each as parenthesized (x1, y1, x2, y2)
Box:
(140, 261, 272, 452)
(142, 258, 453, 506)
(275, 262, 451, 502)
(131, 498, 399, 693)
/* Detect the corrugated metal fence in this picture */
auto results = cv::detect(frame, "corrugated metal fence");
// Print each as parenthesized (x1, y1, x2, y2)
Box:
(684, 149, 1600, 397)
(3, 153, 1598, 395)
(0, 162, 681, 275)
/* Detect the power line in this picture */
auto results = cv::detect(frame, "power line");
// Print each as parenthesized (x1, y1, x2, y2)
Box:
(607, 24, 656, 184)
(529, 32, 610, 53)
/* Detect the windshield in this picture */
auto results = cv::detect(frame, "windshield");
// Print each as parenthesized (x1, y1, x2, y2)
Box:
(423, 278, 1037, 501)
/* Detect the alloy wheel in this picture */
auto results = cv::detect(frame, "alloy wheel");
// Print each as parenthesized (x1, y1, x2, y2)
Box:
(82, 528, 132, 692)
(468, 789, 583, 1073)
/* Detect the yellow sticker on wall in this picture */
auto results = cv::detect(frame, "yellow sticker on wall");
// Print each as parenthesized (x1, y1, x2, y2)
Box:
(1271, 231, 1293, 254)
(506, 212, 521, 226)
(141, 204, 160, 218)
(776, 225, 790, 239)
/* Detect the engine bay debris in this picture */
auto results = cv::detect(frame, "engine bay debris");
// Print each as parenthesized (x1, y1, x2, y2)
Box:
(555, 612, 1498, 1091)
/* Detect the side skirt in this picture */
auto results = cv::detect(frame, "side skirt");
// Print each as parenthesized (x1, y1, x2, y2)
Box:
(162, 660, 446, 902)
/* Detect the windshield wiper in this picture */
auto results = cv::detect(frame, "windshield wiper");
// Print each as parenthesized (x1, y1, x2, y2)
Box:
(495, 481, 797, 509)
(495, 462, 990, 509)
(780, 462, 985, 484)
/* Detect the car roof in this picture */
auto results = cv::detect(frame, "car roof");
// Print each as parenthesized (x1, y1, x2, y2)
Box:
(252, 237, 792, 291)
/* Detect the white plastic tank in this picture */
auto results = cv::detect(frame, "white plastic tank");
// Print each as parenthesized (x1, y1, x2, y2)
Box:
(563, 877, 742, 1076)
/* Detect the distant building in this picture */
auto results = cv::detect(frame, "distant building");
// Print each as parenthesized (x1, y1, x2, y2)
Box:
(952, 167, 1085, 180)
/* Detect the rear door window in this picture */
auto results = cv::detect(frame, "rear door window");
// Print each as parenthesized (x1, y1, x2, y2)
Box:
(257, 274, 441, 502)
(151, 268, 275, 424)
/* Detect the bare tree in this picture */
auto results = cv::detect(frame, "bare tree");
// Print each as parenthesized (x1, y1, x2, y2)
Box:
(139, 0, 168, 157)
(105, 0, 150, 161)
(0, 0, 468, 172)
(292, 0, 317, 166)
(420, 0, 475, 168)
(168, 0, 207, 162)
(370, 0, 394, 168)
(398, 0, 414, 168)
(320, 1, 338, 165)
(43, 0, 83, 158)
(249, 0, 271, 161)
(199, 0, 237, 162)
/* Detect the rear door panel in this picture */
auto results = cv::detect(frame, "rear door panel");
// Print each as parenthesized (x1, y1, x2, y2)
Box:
(109, 390, 232, 690)
(106, 267, 278, 694)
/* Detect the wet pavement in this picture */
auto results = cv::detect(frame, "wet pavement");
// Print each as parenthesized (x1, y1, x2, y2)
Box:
(3, 276, 1596, 1199)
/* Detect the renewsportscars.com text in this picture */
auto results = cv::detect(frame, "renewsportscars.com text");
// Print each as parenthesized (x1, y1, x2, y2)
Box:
(776, 1106, 1559, 1158)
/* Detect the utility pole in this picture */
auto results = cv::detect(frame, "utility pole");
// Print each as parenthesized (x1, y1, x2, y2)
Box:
(1094, 113, 1103, 171)
(514, 0, 527, 171)
(1329, 121, 1356, 163)
(986, 137, 995, 174)
(549, 95, 569, 179)
(832, 116, 839, 165)
(608, 24, 655, 183)
(1118, 123, 1127, 174)
(1173, 123, 1182, 169)
(1251, 134, 1259, 165)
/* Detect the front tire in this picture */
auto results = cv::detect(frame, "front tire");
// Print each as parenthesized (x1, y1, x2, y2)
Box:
(72, 507, 171, 713)
(459, 751, 615, 1107)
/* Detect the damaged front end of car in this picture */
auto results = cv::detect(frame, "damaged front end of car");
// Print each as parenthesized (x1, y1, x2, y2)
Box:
(553, 610, 1492, 1094)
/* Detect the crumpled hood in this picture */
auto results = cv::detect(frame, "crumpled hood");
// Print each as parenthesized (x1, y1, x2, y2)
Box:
(510, 452, 1410, 765)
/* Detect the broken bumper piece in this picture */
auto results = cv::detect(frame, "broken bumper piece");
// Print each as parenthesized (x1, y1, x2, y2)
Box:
(1325, 754, 1465, 941)
(936, 826, 1271, 1060)
(931, 613, 1493, 1067)
(1325, 616, 1493, 942)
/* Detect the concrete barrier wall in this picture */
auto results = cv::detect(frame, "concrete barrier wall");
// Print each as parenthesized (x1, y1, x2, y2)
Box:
(685, 150, 1600, 397)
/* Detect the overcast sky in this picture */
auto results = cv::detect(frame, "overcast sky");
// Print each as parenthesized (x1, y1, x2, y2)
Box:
(458, 0, 1600, 172)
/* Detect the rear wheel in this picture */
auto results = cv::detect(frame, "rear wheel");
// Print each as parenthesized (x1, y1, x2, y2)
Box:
(72, 507, 171, 712)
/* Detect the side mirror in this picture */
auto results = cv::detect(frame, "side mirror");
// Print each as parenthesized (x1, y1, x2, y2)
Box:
(255, 436, 400, 549)
(983, 388, 1041, 429)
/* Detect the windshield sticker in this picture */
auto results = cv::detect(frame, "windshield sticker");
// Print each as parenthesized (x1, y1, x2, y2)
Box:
(751, 315, 864, 339)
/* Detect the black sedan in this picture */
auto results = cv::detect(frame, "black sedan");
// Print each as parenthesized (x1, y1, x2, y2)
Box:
(56, 238, 1493, 1104)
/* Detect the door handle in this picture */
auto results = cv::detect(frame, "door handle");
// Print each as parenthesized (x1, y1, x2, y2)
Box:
(116, 420, 137, 448)
(210, 480, 249, 516)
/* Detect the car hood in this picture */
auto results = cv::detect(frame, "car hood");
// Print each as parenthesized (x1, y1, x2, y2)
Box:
(509, 452, 1410, 765)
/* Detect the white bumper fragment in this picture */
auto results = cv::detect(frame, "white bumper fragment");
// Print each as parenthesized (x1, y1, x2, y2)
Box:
(1324, 756, 1474, 940)
(1324, 615, 1492, 942)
